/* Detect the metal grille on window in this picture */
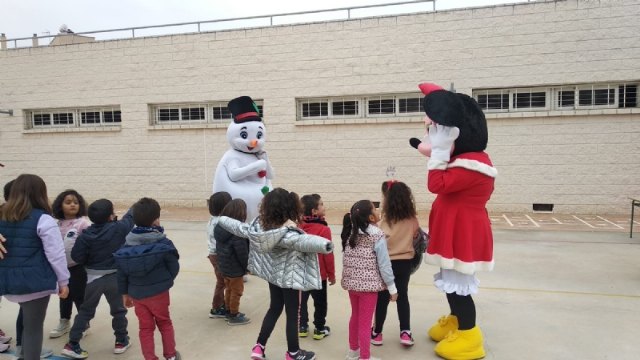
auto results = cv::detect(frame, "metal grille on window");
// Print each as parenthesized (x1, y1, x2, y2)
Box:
(368, 98, 395, 114)
(557, 88, 575, 108)
(302, 101, 328, 118)
(81, 111, 101, 124)
(619, 84, 638, 108)
(181, 107, 205, 121)
(512, 91, 546, 110)
(33, 113, 51, 126)
(398, 97, 421, 113)
(103, 110, 121, 123)
(212, 105, 232, 120)
(52, 113, 74, 125)
(476, 91, 509, 111)
(158, 108, 179, 122)
(332, 100, 358, 116)
(579, 87, 615, 107)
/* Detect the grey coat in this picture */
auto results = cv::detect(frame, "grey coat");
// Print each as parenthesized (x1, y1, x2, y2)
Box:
(217, 216, 333, 291)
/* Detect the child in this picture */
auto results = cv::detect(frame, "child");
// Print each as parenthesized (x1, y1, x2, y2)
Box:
(61, 199, 134, 359)
(214, 199, 250, 325)
(114, 197, 181, 360)
(217, 187, 333, 360)
(372, 181, 421, 347)
(0, 174, 70, 360)
(49, 190, 91, 339)
(207, 191, 232, 318)
(341, 200, 397, 360)
(298, 194, 335, 340)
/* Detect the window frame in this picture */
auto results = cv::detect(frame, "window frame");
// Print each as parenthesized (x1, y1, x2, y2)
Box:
(150, 101, 264, 125)
(296, 93, 422, 121)
(25, 106, 121, 129)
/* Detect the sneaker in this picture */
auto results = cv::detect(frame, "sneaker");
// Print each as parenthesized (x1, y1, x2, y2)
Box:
(227, 313, 251, 326)
(209, 306, 228, 319)
(400, 330, 414, 346)
(114, 337, 131, 354)
(285, 349, 316, 360)
(49, 318, 70, 338)
(370, 330, 383, 346)
(243, 274, 249, 282)
(298, 325, 309, 338)
(61, 342, 89, 359)
(166, 351, 182, 360)
(345, 348, 359, 360)
(0, 329, 11, 344)
(313, 326, 330, 340)
(250, 343, 266, 360)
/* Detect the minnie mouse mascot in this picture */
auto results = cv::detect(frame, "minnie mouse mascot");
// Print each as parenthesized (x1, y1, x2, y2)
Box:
(410, 83, 497, 360)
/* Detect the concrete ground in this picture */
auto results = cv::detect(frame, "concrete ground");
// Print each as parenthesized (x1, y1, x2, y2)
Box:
(1, 210, 639, 360)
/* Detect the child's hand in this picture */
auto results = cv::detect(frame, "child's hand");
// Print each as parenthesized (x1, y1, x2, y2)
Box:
(329, 278, 336, 286)
(122, 295, 134, 308)
(390, 293, 398, 302)
(58, 285, 69, 299)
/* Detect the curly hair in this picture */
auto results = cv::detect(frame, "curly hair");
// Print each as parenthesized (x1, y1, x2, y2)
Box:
(259, 188, 302, 230)
(52, 189, 88, 220)
(381, 180, 416, 225)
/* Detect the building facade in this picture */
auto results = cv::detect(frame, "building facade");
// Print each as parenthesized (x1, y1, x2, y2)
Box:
(1, 0, 638, 214)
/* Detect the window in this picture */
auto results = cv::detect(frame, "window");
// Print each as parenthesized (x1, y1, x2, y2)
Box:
(296, 93, 422, 120)
(476, 91, 509, 111)
(25, 107, 121, 129)
(474, 82, 639, 113)
(150, 101, 264, 125)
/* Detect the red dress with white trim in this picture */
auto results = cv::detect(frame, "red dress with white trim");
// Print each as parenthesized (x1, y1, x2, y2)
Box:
(425, 151, 497, 275)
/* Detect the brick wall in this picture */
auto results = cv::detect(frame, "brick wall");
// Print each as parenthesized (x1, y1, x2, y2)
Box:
(1, 0, 639, 214)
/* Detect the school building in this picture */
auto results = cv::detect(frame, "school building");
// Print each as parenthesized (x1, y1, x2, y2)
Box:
(0, 0, 638, 214)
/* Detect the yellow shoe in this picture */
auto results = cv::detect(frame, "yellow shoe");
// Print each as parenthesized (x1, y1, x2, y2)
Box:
(434, 326, 485, 360)
(428, 315, 459, 342)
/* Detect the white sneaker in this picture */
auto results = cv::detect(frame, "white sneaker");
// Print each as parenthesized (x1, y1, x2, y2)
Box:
(49, 319, 70, 338)
(346, 349, 359, 360)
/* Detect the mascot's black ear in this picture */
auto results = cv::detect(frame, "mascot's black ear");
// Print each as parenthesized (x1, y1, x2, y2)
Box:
(450, 94, 488, 157)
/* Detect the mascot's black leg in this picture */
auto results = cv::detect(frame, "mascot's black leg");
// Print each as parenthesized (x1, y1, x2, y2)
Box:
(451, 294, 476, 330)
(446, 292, 458, 317)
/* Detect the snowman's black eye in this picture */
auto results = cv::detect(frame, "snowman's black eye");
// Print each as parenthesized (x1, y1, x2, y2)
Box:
(240, 131, 248, 139)
(257, 131, 263, 139)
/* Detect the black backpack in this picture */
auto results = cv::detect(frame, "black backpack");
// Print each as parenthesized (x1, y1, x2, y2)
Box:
(410, 228, 429, 274)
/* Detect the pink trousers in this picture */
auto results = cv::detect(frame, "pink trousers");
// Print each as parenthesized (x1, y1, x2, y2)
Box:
(348, 291, 377, 359)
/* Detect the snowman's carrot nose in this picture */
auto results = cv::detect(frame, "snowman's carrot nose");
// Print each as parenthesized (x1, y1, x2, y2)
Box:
(250, 139, 258, 147)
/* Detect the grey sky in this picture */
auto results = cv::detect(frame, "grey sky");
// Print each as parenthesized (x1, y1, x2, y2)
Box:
(2, 0, 530, 40)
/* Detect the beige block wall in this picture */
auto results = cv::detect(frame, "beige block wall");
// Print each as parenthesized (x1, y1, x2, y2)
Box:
(0, 0, 639, 214)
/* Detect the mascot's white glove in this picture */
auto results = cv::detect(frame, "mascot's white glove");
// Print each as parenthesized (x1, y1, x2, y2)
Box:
(427, 124, 459, 170)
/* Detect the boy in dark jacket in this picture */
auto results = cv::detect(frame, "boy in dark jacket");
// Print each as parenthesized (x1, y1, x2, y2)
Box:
(214, 199, 250, 326)
(62, 198, 134, 359)
(114, 197, 180, 360)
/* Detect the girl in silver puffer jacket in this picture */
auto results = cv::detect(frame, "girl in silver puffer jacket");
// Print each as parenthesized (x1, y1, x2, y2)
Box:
(218, 188, 333, 360)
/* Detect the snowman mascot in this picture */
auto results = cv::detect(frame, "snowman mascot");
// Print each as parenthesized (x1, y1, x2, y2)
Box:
(213, 96, 274, 222)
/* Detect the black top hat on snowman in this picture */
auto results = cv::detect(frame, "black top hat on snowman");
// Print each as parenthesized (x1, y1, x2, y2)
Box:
(228, 96, 262, 123)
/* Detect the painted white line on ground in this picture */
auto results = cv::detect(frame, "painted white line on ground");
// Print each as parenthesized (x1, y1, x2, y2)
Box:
(596, 216, 624, 229)
(502, 214, 514, 227)
(573, 215, 595, 228)
(524, 214, 540, 227)
(552, 217, 562, 224)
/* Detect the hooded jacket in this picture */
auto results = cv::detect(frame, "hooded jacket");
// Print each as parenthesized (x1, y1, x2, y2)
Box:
(113, 226, 180, 300)
(214, 224, 249, 278)
(217, 216, 333, 291)
(71, 209, 134, 277)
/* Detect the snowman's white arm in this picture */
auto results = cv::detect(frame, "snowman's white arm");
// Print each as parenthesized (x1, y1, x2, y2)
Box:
(258, 151, 275, 180)
(226, 159, 267, 182)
